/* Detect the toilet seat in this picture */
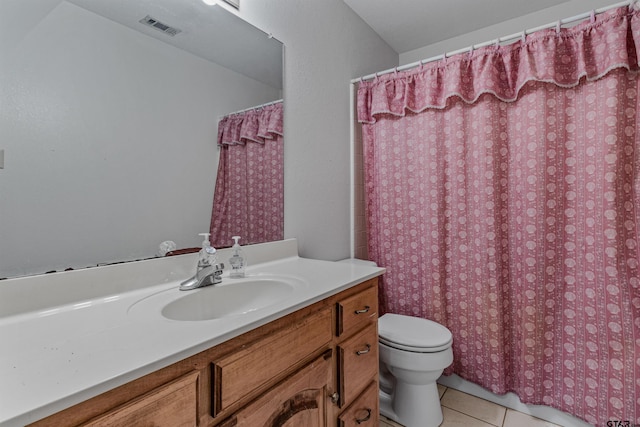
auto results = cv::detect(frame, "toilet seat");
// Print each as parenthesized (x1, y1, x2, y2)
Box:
(379, 313, 453, 353)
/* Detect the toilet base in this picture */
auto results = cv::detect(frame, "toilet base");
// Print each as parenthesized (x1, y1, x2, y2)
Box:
(379, 391, 398, 422)
(379, 381, 443, 427)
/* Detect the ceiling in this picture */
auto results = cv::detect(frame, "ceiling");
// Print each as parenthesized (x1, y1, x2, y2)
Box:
(343, 0, 571, 53)
(67, 0, 283, 89)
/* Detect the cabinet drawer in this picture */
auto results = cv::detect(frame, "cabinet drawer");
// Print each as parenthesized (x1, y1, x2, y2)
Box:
(337, 324, 378, 407)
(212, 308, 332, 415)
(81, 371, 199, 427)
(338, 381, 379, 427)
(336, 283, 377, 338)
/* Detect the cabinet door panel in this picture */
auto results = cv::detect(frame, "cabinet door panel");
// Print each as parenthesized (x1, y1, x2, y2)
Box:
(212, 308, 332, 415)
(228, 351, 333, 427)
(81, 371, 199, 427)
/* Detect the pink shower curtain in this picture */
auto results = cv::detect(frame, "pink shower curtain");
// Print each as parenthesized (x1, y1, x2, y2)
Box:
(358, 7, 639, 426)
(209, 102, 284, 248)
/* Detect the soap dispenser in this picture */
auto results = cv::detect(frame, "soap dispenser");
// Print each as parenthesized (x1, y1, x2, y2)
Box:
(198, 233, 217, 269)
(229, 236, 246, 278)
(179, 233, 220, 291)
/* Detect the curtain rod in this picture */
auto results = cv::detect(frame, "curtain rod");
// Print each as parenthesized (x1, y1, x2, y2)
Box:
(223, 99, 283, 117)
(351, 0, 635, 84)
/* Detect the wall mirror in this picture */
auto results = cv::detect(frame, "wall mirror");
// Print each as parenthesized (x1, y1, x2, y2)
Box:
(0, 0, 284, 278)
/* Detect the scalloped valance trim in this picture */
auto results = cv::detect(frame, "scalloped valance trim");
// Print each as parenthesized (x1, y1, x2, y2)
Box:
(357, 6, 640, 124)
(218, 102, 283, 145)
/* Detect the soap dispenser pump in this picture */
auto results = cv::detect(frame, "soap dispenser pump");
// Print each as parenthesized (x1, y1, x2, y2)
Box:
(198, 233, 217, 269)
(229, 236, 246, 278)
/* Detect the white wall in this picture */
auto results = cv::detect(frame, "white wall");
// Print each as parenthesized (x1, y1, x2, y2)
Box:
(400, 0, 620, 65)
(235, 0, 398, 261)
(0, 1, 281, 277)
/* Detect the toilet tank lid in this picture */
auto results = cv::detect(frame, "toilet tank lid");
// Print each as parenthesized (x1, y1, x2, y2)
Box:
(379, 313, 452, 349)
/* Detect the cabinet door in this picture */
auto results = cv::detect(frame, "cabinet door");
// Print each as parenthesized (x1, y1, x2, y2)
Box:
(337, 381, 378, 427)
(212, 308, 332, 415)
(224, 350, 333, 427)
(81, 371, 199, 427)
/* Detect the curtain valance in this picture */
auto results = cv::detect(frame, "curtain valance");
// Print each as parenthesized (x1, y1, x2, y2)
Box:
(218, 102, 283, 145)
(357, 6, 640, 124)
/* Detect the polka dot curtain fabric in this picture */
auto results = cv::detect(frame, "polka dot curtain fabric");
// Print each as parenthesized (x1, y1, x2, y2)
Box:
(210, 102, 284, 248)
(358, 7, 639, 426)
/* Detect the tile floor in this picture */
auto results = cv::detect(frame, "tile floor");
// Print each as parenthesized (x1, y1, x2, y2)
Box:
(379, 385, 564, 427)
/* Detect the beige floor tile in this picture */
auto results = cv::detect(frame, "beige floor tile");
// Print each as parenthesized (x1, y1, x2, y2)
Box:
(441, 407, 497, 427)
(441, 389, 506, 426)
(438, 384, 447, 398)
(503, 409, 563, 427)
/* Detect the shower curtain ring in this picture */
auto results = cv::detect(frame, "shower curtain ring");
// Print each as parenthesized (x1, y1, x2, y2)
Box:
(556, 21, 562, 33)
(590, 10, 596, 23)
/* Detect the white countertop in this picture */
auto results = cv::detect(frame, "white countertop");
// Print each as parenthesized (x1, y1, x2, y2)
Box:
(0, 240, 384, 426)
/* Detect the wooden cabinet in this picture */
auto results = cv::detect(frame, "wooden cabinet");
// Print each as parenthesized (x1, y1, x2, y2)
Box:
(81, 371, 199, 427)
(221, 350, 333, 427)
(332, 280, 379, 426)
(211, 308, 333, 415)
(29, 278, 379, 427)
(336, 285, 377, 338)
(337, 381, 379, 427)
(337, 323, 378, 407)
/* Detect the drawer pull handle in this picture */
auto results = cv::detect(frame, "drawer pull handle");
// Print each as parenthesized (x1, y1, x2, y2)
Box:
(355, 408, 372, 424)
(330, 392, 340, 404)
(356, 344, 371, 356)
(354, 306, 370, 315)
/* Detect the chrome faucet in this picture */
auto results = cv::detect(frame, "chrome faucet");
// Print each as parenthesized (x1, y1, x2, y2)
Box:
(179, 262, 225, 291)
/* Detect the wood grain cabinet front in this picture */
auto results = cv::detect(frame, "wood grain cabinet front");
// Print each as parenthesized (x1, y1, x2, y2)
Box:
(337, 381, 379, 427)
(332, 280, 380, 426)
(336, 285, 377, 338)
(81, 371, 199, 427)
(337, 324, 378, 407)
(211, 308, 333, 416)
(220, 350, 333, 427)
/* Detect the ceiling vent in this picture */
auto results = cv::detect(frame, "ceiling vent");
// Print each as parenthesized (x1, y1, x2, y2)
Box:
(139, 15, 182, 37)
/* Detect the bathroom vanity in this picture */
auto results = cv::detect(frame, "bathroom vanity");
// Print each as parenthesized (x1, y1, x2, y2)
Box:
(0, 240, 384, 427)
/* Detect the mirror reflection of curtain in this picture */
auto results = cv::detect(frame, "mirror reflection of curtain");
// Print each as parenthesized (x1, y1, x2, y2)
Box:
(209, 101, 284, 248)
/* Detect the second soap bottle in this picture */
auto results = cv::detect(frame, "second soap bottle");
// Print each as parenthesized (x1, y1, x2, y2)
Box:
(229, 236, 246, 278)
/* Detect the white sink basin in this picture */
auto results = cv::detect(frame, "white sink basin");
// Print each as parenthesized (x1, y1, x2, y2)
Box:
(163, 279, 294, 321)
(128, 275, 307, 321)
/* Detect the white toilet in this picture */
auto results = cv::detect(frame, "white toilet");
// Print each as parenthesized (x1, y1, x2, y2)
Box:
(378, 313, 454, 427)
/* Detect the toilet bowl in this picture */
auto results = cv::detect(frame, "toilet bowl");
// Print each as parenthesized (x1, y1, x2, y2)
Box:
(378, 313, 453, 427)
